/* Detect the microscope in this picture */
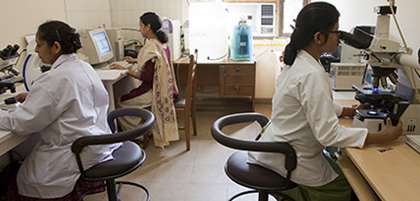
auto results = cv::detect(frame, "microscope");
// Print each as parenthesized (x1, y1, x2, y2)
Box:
(339, 0, 420, 135)
(0, 44, 24, 94)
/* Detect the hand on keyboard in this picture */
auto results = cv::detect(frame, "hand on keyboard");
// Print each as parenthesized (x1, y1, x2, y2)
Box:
(110, 61, 131, 70)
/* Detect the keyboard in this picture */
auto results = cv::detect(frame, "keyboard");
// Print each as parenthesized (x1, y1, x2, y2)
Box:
(112, 60, 131, 68)
(99, 61, 134, 70)
(95, 69, 127, 81)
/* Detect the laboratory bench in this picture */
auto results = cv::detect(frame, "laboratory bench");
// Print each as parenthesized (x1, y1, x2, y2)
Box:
(174, 57, 256, 111)
(0, 70, 131, 158)
(336, 100, 420, 201)
(0, 84, 30, 157)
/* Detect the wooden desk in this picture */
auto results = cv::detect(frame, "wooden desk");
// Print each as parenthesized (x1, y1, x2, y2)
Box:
(335, 100, 420, 201)
(341, 137, 420, 201)
(0, 130, 29, 156)
(174, 57, 256, 111)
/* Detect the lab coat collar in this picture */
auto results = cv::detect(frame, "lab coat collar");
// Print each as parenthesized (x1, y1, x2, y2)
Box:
(298, 50, 325, 71)
(51, 53, 78, 70)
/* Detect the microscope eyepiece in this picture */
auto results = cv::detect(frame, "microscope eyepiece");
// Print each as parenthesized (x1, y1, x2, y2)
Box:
(339, 28, 373, 50)
(0, 44, 20, 60)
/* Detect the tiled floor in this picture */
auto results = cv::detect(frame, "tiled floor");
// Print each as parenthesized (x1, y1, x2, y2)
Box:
(84, 100, 277, 201)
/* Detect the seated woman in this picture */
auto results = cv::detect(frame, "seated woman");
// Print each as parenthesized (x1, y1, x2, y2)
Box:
(248, 2, 403, 201)
(111, 12, 179, 148)
(0, 21, 121, 200)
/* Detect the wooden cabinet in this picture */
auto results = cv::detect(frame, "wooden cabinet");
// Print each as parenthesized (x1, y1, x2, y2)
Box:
(174, 58, 256, 111)
(220, 64, 255, 97)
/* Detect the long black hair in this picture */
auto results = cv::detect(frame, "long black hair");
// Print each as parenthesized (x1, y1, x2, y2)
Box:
(37, 21, 82, 54)
(284, 2, 340, 66)
(140, 12, 168, 44)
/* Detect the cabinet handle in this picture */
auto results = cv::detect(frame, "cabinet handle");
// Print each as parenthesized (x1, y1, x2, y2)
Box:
(234, 86, 240, 91)
(235, 76, 241, 82)
(235, 67, 241, 72)
(224, 73, 230, 77)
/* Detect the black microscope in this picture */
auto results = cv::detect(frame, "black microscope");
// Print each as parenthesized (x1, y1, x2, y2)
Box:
(0, 44, 24, 94)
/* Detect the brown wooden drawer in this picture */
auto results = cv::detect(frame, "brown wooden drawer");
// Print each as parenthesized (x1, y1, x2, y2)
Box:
(224, 74, 254, 85)
(223, 85, 254, 96)
(223, 65, 254, 75)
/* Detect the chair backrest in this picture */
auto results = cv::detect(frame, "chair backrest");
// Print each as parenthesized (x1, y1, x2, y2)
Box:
(184, 49, 198, 109)
(211, 112, 297, 181)
(71, 108, 155, 174)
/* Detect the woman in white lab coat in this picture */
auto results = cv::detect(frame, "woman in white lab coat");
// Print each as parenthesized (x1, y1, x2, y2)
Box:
(248, 2, 403, 201)
(0, 21, 121, 200)
(112, 12, 179, 148)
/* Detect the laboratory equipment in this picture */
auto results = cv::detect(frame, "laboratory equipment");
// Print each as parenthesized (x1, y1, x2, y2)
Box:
(105, 28, 124, 62)
(0, 44, 24, 94)
(0, 97, 20, 110)
(339, 1, 420, 135)
(189, 2, 229, 62)
(230, 19, 253, 61)
(21, 38, 49, 91)
(78, 29, 114, 65)
(330, 63, 366, 91)
(162, 18, 181, 60)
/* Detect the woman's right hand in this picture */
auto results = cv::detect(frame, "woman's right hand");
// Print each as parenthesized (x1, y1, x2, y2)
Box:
(110, 63, 126, 70)
(364, 118, 403, 145)
(123, 56, 137, 63)
(15, 92, 29, 103)
(382, 118, 403, 142)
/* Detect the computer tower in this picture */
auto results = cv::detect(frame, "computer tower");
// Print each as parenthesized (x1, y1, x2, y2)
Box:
(162, 18, 181, 61)
(105, 28, 124, 61)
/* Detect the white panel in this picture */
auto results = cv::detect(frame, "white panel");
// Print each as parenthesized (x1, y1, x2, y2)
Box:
(189, 2, 229, 62)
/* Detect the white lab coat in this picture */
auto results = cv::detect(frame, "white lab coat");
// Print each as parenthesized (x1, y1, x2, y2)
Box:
(248, 50, 368, 187)
(0, 54, 121, 198)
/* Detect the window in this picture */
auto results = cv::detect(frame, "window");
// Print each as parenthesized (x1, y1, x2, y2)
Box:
(224, 0, 309, 36)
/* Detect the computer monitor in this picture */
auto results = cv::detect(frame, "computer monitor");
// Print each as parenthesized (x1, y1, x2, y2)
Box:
(362, 65, 373, 86)
(79, 29, 114, 65)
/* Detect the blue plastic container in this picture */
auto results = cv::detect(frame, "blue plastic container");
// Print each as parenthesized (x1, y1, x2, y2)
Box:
(230, 25, 253, 60)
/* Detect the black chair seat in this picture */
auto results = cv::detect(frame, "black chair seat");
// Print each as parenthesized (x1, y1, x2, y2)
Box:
(84, 141, 145, 180)
(72, 108, 155, 201)
(174, 96, 185, 108)
(211, 112, 298, 201)
(226, 151, 298, 191)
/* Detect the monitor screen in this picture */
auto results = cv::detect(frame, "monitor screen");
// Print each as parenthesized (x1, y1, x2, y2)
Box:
(362, 65, 374, 87)
(92, 32, 112, 56)
(79, 29, 114, 65)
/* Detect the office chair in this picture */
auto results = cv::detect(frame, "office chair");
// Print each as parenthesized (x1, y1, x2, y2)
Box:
(71, 108, 155, 201)
(211, 112, 298, 201)
(175, 49, 198, 151)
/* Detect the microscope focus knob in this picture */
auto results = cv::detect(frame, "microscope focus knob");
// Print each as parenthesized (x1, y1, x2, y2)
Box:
(385, 113, 399, 126)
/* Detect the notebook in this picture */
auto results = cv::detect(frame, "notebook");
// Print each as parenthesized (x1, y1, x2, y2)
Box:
(406, 135, 420, 154)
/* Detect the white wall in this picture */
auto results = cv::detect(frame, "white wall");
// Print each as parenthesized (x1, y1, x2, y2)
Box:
(253, 0, 420, 99)
(109, 0, 185, 28)
(107, 0, 186, 42)
(318, 0, 420, 53)
(2, 0, 419, 99)
(64, 0, 112, 30)
(0, 0, 66, 49)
